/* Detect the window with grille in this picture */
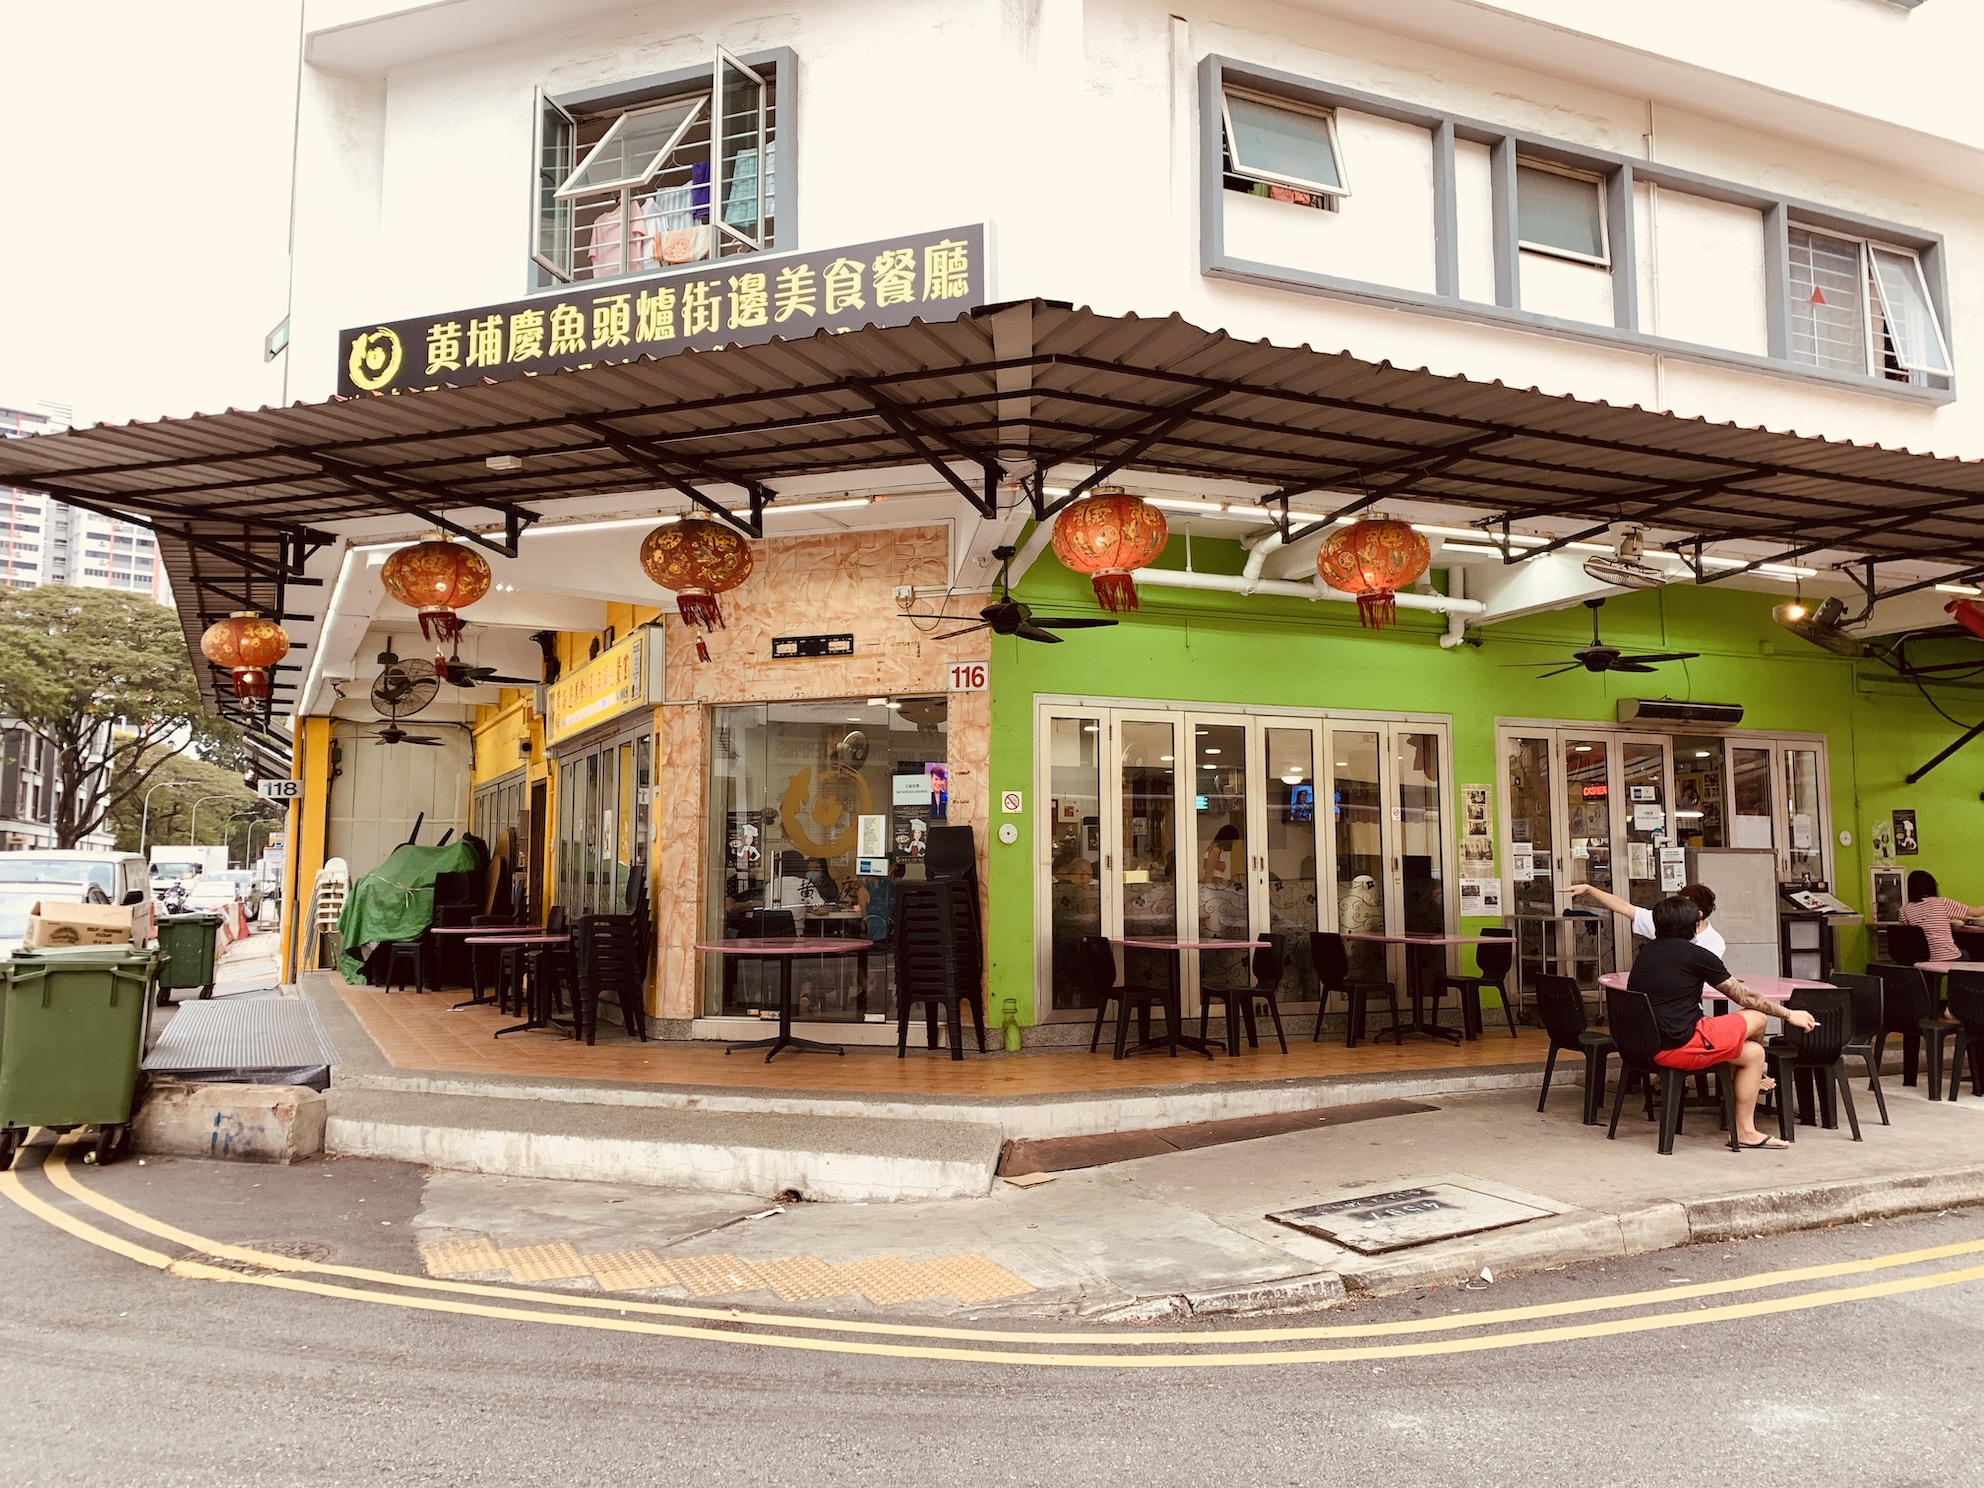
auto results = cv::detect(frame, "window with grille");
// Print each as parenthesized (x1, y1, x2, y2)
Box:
(532, 49, 778, 288)
(1788, 226, 1950, 383)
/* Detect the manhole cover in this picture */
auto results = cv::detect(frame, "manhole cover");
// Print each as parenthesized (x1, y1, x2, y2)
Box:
(1267, 1183, 1555, 1254)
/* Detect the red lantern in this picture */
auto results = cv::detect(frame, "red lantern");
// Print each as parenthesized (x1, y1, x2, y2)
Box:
(380, 537, 492, 642)
(1316, 517, 1431, 630)
(639, 517, 755, 661)
(1050, 491, 1169, 612)
(1948, 598, 1984, 640)
(199, 612, 291, 700)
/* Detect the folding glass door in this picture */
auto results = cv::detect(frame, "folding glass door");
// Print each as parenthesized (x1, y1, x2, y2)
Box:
(1039, 705, 1451, 1019)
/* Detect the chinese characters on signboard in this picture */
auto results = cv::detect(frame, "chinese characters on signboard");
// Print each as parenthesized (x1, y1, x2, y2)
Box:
(338, 225, 986, 397)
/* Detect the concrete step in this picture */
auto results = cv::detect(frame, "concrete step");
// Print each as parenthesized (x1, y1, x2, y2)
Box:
(324, 1087, 1002, 1202)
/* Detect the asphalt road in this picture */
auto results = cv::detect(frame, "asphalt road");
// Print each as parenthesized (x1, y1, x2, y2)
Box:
(1, 1144, 1975, 1488)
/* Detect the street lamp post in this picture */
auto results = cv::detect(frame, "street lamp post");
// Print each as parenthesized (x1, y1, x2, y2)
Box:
(225, 811, 259, 869)
(187, 794, 231, 850)
(139, 780, 194, 853)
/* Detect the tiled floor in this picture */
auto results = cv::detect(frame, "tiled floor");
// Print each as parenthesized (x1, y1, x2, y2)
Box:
(335, 981, 1547, 1097)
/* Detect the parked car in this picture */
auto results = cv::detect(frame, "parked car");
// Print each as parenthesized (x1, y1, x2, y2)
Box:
(182, 879, 244, 914)
(212, 869, 262, 917)
(0, 851, 156, 958)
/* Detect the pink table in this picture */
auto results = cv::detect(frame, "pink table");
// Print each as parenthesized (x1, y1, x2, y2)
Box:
(696, 936, 876, 1061)
(1345, 930, 1506, 1042)
(470, 934, 573, 1039)
(1599, 971, 1832, 1012)
(1116, 937, 1267, 1059)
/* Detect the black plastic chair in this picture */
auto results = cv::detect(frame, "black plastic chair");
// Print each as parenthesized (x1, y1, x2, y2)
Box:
(1310, 931, 1403, 1047)
(380, 937, 427, 994)
(467, 913, 516, 1007)
(1533, 973, 1615, 1125)
(893, 880, 986, 1060)
(1085, 935, 1170, 1058)
(1887, 923, 1932, 966)
(1435, 931, 1517, 1040)
(1828, 971, 1890, 1125)
(1939, 973, 1984, 1102)
(1200, 933, 1289, 1055)
(724, 908, 796, 1012)
(1763, 988, 1861, 1142)
(1868, 962, 1957, 1093)
(1604, 988, 1739, 1155)
(575, 913, 647, 1045)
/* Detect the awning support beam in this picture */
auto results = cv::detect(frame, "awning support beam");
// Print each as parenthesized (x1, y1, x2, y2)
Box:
(1906, 717, 1984, 784)
(846, 380, 1000, 518)
(576, 419, 765, 538)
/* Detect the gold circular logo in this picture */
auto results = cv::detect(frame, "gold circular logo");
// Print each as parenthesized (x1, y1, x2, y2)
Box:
(346, 327, 403, 392)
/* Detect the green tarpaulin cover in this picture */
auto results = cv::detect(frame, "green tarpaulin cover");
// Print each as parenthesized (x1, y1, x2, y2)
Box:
(336, 840, 478, 983)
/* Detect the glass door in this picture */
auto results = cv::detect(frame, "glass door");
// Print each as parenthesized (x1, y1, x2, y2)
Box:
(1561, 737, 1615, 986)
(1114, 715, 1183, 1000)
(1504, 731, 1560, 992)
(1044, 712, 1105, 1013)
(1327, 726, 1390, 984)
(1189, 716, 1255, 1012)
(1729, 744, 1775, 852)
(1396, 729, 1448, 1000)
(1617, 736, 1673, 923)
(1263, 723, 1323, 1006)
(1780, 744, 1826, 881)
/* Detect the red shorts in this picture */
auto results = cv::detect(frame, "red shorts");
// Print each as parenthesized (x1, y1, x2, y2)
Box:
(1654, 1011, 1752, 1070)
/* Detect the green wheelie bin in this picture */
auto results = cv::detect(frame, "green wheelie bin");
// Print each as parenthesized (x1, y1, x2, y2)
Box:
(0, 946, 159, 1170)
(154, 911, 225, 1005)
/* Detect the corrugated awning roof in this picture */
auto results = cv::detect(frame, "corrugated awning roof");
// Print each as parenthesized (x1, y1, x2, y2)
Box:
(3, 300, 1981, 724)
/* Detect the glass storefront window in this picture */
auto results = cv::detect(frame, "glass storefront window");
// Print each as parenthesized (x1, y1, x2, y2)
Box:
(707, 696, 948, 1019)
(1672, 736, 1727, 848)
(1784, 747, 1824, 879)
(1118, 719, 1178, 991)
(1047, 716, 1102, 1012)
(1332, 729, 1386, 983)
(1731, 746, 1774, 850)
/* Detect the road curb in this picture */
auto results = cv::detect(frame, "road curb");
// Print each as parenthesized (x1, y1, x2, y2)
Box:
(1080, 1164, 1984, 1320)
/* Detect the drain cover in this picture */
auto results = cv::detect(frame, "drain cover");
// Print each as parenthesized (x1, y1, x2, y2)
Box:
(1267, 1182, 1556, 1254)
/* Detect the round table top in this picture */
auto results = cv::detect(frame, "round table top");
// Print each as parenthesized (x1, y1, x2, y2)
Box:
(429, 925, 527, 935)
(1597, 971, 1831, 1000)
(466, 934, 570, 946)
(1119, 936, 1267, 951)
(1917, 960, 1984, 975)
(696, 937, 877, 955)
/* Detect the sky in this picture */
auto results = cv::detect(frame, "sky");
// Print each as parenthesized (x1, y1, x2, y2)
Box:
(0, 2, 303, 426)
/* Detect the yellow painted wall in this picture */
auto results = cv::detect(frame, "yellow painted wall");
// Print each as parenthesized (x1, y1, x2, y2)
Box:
(279, 716, 334, 983)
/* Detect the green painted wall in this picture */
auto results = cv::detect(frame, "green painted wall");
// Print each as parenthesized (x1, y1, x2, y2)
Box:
(986, 533, 1984, 1022)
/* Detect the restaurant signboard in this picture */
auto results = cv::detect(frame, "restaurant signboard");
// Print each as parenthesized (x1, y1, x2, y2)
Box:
(337, 224, 987, 397)
(545, 629, 663, 747)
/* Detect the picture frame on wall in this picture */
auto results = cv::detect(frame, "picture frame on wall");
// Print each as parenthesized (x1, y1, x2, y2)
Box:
(1892, 809, 1918, 856)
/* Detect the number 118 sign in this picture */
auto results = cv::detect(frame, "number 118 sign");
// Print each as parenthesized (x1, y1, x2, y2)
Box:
(948, 662, 987, 692)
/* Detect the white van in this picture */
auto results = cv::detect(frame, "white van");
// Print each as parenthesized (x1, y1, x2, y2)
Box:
(0, 851, 157, 958)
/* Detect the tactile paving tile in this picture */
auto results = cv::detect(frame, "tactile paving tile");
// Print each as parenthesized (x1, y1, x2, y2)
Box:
(420, 1234, 1035, 1306)
(419, 1237, 504, 1276)
(663, 1252, 766, 1297)
(493, 1242, 591, 1283)
(583, 1249, 680, 1292)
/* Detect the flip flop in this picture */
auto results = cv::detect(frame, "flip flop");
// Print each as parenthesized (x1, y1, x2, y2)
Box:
(1739, 1137, 1791, 1150)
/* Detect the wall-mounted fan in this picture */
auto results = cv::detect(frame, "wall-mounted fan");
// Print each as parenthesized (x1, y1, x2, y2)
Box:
(368, 648, 443, 745)
(1581, 527, 1666, 591)
(898, 545, 1118, 645)
(1509, 598, 1699, 678)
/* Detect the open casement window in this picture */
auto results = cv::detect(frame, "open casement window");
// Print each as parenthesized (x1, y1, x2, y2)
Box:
(1221, 88, 1347, 206)
(1788, 226, 1951, 384)
(715, 48, 768, 250)
(532, 90, 578, 284)
(536, 49, 780, 286)
(1516, 162, 1608, 266)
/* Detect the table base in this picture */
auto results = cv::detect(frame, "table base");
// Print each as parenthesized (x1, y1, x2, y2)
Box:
(723, 956, 849, 1062)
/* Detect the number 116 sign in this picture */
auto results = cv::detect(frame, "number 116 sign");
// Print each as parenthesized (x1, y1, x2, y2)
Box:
(948, 662, 987, 692)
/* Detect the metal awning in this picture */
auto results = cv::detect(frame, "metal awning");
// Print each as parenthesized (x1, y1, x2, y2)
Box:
(4, 300, 1982, 723)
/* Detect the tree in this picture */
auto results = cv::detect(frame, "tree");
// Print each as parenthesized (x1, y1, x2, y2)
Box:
(106, 748, 279, 861)
(0, 586, 232, 848)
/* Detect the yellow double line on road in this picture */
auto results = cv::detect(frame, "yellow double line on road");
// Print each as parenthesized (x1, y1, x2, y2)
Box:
(6, 1143, 1983, 1368)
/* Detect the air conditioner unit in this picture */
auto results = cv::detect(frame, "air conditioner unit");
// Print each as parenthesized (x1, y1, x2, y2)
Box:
(1616, 698, 1745, 728)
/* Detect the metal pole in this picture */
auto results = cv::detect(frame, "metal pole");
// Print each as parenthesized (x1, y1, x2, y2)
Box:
(188, 793, 230, 848)
(138, 780, 191, 853)
(226, 812, 258, 868)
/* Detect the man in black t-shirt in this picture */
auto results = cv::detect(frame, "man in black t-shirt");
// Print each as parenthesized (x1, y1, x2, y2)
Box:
(1626, 896, 1815, 1150)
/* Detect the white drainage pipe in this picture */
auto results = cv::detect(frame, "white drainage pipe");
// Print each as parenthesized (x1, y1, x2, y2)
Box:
(1131, 566, 1486, 615)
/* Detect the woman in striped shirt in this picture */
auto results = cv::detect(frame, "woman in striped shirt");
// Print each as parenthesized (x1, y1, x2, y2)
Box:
(1899, 870, 1984, 963)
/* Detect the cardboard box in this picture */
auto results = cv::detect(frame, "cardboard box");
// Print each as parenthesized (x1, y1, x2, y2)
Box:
(23, 900, 133, 948)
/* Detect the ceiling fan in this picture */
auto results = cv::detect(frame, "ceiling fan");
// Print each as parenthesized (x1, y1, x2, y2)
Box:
(1509, 598, 1700, 678)
(898, 545, 1119, 645)
(368, 648, 444, 745)
(433, 637, 537, 689)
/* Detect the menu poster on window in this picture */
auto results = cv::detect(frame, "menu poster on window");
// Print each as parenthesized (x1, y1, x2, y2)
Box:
(1658, 847, 1687, 892)
(1459, 784, 1495, 878)
(857, 814, 887, 859)
(337, 224, 988, 395)
(1460, 877, 1504, 915)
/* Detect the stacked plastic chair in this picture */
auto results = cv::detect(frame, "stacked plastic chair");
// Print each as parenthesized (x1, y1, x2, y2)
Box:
(892, 879, 987, 1060)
